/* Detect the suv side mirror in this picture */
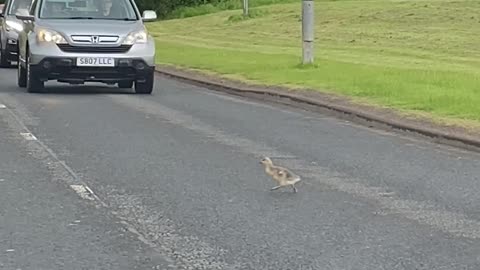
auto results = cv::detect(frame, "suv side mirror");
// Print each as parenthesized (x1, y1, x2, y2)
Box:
(16, 8, 34, 21)
(142, 10, 157, 22)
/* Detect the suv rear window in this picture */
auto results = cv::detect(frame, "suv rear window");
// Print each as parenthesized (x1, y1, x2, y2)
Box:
(39, 0, 138, 20)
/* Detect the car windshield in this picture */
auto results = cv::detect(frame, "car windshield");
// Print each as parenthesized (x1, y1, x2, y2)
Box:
(8, 0, 32, 15)
(39, 0, 138, 20)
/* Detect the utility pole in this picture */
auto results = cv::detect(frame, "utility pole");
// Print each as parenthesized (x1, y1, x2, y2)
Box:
(302, 0, 314, 64)
(243, 0, 249, 16)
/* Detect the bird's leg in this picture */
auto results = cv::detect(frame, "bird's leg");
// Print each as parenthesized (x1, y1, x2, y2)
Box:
(291, 184, 297, 193)
(270, 185, 281, 191)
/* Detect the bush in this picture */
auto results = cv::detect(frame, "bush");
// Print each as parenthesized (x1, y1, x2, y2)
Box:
(135, 0, 295, 20)
(136, 0, 211, 19)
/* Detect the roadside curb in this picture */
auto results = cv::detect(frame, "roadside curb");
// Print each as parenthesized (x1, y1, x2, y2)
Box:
(154, 65, 480, 151)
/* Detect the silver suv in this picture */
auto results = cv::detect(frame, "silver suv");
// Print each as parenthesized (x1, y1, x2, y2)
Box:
(15, 0, 157, 94)
(0, 0, 32, 67)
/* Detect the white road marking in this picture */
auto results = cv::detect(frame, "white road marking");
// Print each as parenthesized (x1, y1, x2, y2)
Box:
(5, 249, 15, 252)
(70, 184, 95, 201)
(68, 220, 81, 226)
(1, 99, 177, 267)
(20, 132, 37, 141)
(0, 104, 6, 109)
(83, 185, 95, 195)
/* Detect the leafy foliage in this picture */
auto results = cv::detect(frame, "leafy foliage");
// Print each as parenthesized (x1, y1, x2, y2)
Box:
(135, 0, 295, 19)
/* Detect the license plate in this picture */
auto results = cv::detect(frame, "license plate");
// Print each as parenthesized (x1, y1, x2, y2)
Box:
(76, 57, 115, 67)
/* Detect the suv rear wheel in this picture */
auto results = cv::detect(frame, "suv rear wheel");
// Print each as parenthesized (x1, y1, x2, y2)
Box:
(134, 70, 154, 94)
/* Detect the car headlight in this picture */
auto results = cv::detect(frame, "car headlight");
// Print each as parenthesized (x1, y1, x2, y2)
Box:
(37, 29, 67, 44)
(123, 30, 147, 45)
(5, 20, 23, 32)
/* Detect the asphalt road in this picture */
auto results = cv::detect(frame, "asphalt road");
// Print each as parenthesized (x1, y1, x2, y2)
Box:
(1, 66, 480, 270)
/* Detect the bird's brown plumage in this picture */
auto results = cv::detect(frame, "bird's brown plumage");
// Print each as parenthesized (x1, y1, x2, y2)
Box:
(260, 157, 301, 192)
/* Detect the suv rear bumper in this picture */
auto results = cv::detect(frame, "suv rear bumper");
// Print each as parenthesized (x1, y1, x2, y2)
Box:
(31, 57, 154, 84)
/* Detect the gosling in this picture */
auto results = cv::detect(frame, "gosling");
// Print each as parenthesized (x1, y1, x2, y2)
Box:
(259, 157, 301, 192)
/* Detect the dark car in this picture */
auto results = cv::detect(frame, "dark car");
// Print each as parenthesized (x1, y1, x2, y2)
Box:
(0, 0, 32, 67)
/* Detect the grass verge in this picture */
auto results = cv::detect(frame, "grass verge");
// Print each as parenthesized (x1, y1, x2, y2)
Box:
(148, 0, 480, 127)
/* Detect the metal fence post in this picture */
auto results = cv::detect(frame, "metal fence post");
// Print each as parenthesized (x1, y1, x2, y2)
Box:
(302, 0, 314, 64)
(243, 0, 249, 16)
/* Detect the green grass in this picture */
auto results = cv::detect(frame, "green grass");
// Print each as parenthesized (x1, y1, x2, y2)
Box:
(147, 0, 480, 126)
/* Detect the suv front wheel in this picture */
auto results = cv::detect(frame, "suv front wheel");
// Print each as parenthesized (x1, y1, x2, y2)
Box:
(134, 69, 154, 94)
(25, 53, 44, 93)
(0, 46, 10, 68)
